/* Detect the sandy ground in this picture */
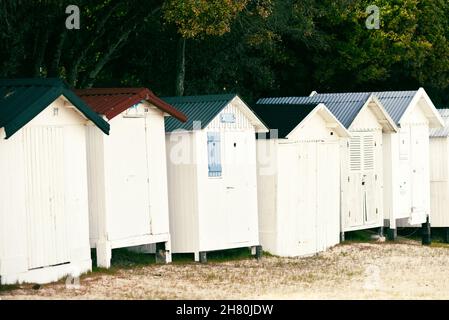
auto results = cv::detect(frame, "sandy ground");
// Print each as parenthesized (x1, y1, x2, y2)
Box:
(2, 240, 449, 300)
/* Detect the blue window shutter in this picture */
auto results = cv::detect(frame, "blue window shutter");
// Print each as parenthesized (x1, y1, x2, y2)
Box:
(207, 132, 222, 177)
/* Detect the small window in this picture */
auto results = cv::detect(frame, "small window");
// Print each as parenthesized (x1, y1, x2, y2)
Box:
(207, 132, 222, 177)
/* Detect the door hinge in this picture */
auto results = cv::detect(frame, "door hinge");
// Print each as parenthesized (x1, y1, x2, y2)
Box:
(375, 174, 377, 181)
(348, 176, 350, 182)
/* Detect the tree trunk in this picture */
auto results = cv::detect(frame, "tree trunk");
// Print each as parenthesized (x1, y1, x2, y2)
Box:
(175, 37, 186, 96)
(33, 30, 49, 77)
(48, 31, 67, 77)
(67, 2, 121, 86)
(83, 28, 133, 88)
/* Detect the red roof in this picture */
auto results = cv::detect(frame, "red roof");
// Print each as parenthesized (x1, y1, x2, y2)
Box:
(74, 88, 187, 122)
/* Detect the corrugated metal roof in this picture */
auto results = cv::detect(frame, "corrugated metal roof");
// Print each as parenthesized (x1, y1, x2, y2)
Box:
(258, 91, 418, 128)
(0, 78, 110, 138)
(257, 93, 371, 128)
(430, 109, 449, 137)
(369, 91, 417, 125)
(75, 88, 187, 122)
(163, 94, 237, 132)
(252, 103, 318, 138)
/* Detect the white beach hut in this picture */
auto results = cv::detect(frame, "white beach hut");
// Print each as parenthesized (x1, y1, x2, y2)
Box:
(257, 94, 397, 240)
(75, 88, 187, 268)
(0, 79, 110, 284)
(428, 109, 449, 240)
(163, 94, 268, 262)
(304, 89, 444, 240)
(253, 103, 350, 257)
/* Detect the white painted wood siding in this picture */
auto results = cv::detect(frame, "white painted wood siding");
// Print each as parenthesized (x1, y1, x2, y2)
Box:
(86, 102, 171, 254)
(0, 97, 92, 284)
(388, 102, 431, 227)
(256, 109, 343, 257)
(166, 101, 260, 256)
(430, 137, 449, 226)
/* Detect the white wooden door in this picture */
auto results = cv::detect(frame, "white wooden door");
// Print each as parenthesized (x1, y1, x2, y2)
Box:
(364, 174, 378, 223)
(398, 128, 412, 216)
(346, 134, 364, 227)
(410, 125, 427, 215)
(297, 142, 318, 255)
(108, 117, 151, 240)
(362, 134, 377, 224)
(144, 116, 168, 235)
(345, 132, 377, 229)
(24, 127, 70, 269)
(316, 143, 328, 252)
(317, 142, 340, 250)
(224, 131, 251, 244)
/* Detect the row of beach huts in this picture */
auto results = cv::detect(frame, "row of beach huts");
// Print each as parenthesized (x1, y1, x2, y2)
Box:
(0, 78, 448, 285)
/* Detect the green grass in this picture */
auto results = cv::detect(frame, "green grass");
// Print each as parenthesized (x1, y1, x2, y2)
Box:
(397, 227, 449, 244)
(430, 242, 449, 249)
(341, 227, 449, 248)
(0, 284, 20, 293)
(91, 248, 157, 273)
(342, 229, 378, 243)
(397, 228, 421, 241)
(205, 247, 254, 262)
(427, 228, 449, 244)
(172, 247, 256, 264)
(90, 246, 257, 272)
(171, 253, 197, 264)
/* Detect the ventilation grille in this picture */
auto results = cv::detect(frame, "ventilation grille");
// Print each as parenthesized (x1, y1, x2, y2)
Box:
(350, 133, 375, 172)
(363, 135, 374, 170)
(350, 135, 362, 171)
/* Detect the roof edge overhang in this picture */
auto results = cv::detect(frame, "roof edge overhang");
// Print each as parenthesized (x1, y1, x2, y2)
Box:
(75, 88, 187, 123)
(350, 94, 398, 133)
(62, 89, 110, 135)
(3, 88, 110, 139)
(144, 90, 187, 122)
(399, 88, 444, 129)
(230, 95, 269, 133)
(3, 87, 61, 139)
(430, 109, 449, 138)
(286, 103, 351, 139)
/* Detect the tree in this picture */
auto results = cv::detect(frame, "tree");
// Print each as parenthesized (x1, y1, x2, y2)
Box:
(162, 0, 272, 96)
(0, 0, 447, 106)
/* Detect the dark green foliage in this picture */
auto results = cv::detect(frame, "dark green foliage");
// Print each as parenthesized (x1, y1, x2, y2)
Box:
(0, 283, 20, 293)
(0, 0, 447, 105)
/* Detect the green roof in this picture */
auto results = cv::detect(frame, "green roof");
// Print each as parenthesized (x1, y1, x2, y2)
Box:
(0, 78, 110, 138)
(163, 94, 237, 132)
(252, 103, 318, 138)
